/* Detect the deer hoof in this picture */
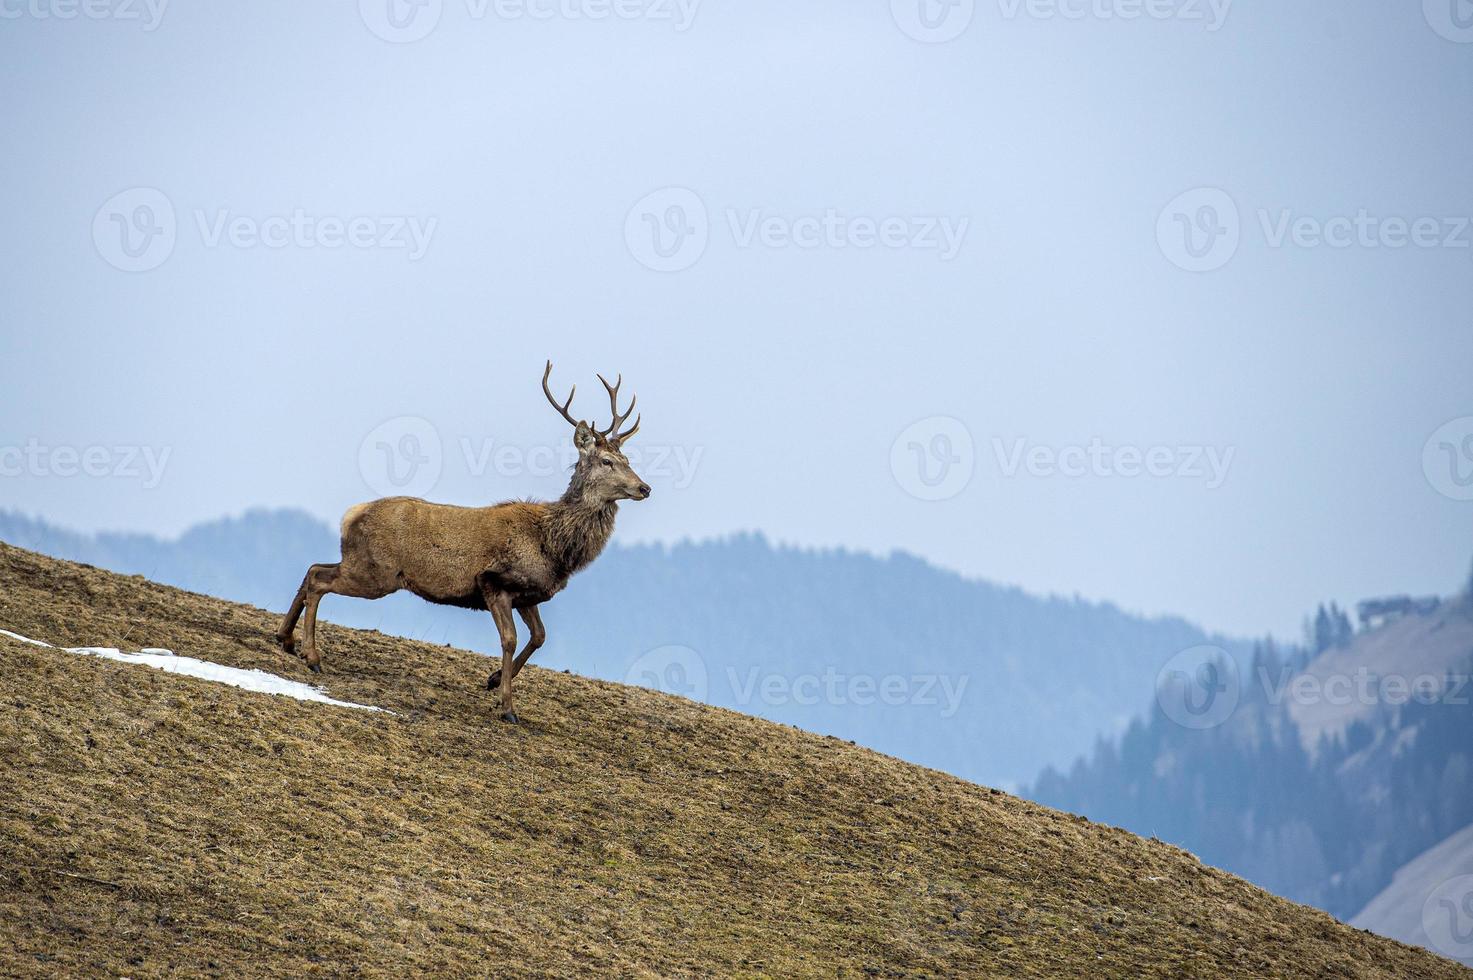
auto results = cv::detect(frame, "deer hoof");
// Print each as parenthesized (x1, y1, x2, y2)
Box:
(306, 660, 322, 674)
(487, 669, 502, 691)
(500, 710, 520, 725)
(277, 634, 296, 656)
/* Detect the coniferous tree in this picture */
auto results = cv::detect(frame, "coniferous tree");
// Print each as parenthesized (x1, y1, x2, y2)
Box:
(1312, 604, 1333, 654)
(1329, 602, 1353, 647)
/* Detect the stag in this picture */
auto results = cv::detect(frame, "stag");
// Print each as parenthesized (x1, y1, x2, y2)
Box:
(275, 362, 650, 723)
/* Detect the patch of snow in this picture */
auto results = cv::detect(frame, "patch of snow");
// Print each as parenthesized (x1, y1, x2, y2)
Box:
(0, 628, 51, 647)
(0, 627, 388, 713)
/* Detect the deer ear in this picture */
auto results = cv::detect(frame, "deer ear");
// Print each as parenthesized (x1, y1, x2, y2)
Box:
(573, 422, 597, 454)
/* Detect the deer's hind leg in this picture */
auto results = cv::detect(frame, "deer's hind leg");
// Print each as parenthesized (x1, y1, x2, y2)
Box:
(276, 569, 314, 657)
(297, 561, 397, 673)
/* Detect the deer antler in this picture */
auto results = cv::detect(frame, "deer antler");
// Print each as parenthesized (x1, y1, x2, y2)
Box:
(541, 360, 579, 428)
(597, 372, 641, 445)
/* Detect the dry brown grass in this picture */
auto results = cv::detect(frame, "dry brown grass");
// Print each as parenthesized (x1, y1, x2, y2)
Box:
(0, 540, 1465, 978)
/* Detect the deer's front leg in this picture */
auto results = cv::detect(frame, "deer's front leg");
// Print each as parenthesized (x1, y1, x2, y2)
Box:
(488, 604, 545, 691)
(483, 588, 520, 724)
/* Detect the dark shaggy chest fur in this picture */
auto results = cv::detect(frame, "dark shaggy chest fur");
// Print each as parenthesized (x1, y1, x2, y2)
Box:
(541, 501, 618, 583)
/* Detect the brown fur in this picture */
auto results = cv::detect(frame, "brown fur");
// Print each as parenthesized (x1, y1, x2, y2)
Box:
(276, 365, 649, 723)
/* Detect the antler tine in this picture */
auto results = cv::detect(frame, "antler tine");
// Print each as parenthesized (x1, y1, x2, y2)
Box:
(541, 360, 580, 428)
(615, 413, 640, 445)
(597, 372, 639, 442)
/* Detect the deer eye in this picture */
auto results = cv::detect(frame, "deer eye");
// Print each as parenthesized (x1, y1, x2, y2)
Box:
(602, 458, 614, 467)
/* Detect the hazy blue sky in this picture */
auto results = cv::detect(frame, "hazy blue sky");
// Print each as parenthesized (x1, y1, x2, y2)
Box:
(2, 0, 1470, 638)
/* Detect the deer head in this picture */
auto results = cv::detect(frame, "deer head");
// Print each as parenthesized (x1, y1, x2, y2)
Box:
(542, 360, 651, 505)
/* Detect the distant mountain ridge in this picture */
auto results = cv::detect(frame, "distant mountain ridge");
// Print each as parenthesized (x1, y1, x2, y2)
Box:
(1353, 822, 1473, 968)
(1030, 589, 1473, 958)
(0, 508, 1246, 789)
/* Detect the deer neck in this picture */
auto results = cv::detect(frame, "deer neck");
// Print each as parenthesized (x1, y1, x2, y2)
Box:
(543, 491, 618, 578)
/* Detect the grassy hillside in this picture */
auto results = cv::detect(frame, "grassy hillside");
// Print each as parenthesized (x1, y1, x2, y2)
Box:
(0, 542, 1461, 978)
(0, 508, 1248, 789)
